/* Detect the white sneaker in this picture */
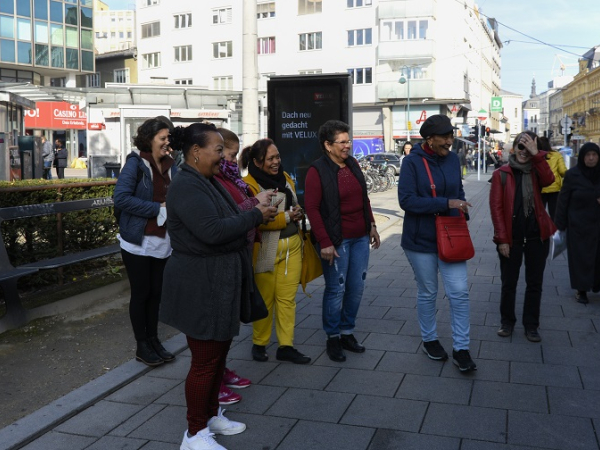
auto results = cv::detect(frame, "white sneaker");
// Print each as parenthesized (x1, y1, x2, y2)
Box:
(207, 407, 247, 436)
(180, 428, 226, 450)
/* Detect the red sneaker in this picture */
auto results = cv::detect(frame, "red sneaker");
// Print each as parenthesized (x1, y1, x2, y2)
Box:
(223, 368, 251, 389)
(218, 383, 242, 405)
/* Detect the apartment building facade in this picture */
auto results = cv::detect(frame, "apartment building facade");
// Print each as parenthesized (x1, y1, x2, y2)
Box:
(135, 0, 502, 150)
(93, 0, 135, 55)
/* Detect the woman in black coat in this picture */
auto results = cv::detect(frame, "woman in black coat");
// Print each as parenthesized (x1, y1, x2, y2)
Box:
(54, 140, 68, 179)
(554, 142, 600, 304)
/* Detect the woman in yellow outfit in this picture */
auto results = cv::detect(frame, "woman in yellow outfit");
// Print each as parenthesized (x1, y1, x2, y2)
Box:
(240, 138, 311, 365)
(539, 137, 567, 220)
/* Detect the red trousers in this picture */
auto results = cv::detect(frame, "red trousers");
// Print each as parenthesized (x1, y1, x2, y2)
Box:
(185, 336, 232, 435)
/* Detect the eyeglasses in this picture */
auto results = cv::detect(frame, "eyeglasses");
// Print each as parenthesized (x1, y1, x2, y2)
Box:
(331, 140, 352, 146)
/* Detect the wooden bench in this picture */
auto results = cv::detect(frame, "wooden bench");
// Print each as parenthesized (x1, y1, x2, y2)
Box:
(0, 197, 120, 330)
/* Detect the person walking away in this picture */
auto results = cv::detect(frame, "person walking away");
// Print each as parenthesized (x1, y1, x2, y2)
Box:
(241, 138, 311, 365)
(54, 140, 68, 179)
(160, 123, 277, 450)
(490, 131, 556, 342)
(554, 142, 600, 304)
(304, 119, 380, 363)
(398, 114, 476, 372)
(113, 117, 178, 367)
(539, 137, 566, 220)
(41, 136, 54, 180)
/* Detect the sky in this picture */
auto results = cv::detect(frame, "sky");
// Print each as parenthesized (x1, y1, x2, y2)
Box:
(102, 0, 600, 100)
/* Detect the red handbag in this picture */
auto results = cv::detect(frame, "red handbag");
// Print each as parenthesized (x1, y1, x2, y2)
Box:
(422, 158, 475, 263)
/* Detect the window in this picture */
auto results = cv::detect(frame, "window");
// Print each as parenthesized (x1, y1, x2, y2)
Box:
(174, 13, 192, 29)
(257, 37, 275, 55)
(347, 28, 372, 46)
(347, 0, 372, 6)
(298, 0, 321, 15)
(348, 67, 372, 84)
(213, 76, 233, 90)
(175, 78, 192, 85)
(86, 72, 100, 87)
(141, 21, 160, 38)
(299, 32, 322, 51)
(114, 68, 130, 83)
(142, 52, 160, 69)
(0, 40, 15, 63)
(212, 8, 232, 24)
(174, 44, 192, 62)
(257, 2, 275, 19)
(381, 19, 428, 41)
(213, 41, 232, 58)
(0, 16, 15, 38)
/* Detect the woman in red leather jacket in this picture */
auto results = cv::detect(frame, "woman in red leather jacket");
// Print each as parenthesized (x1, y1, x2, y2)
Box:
(489, 131, 556, 343)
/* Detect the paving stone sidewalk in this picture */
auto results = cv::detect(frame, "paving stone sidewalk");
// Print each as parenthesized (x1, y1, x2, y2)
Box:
(2, 175, 599, 450)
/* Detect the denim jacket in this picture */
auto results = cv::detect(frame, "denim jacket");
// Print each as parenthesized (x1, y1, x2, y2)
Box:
(113, 151, 178, 246)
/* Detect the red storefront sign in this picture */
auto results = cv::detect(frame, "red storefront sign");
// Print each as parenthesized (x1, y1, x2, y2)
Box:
(24, 101, 87, 130)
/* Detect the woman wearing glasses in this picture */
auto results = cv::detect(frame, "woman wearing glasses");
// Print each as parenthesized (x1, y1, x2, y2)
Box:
(304, 120, 380, 363)
(490, 131, 556, 342)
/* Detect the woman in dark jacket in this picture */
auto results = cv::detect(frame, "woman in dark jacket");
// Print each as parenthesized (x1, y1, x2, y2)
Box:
(54, 140, 68, 179)
(159, 123, 277, 450)
(398, 114, 476, 372)
(113, 118, 178, 366)
(490, 131, 556, 342)
(304, 119, 380, 363)
(554, 142, 600, 304)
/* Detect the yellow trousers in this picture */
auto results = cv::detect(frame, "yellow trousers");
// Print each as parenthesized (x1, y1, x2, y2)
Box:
(253, 233, 302, 347)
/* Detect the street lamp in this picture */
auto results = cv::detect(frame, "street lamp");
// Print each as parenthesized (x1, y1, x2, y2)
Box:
(399, 68, 411, 141)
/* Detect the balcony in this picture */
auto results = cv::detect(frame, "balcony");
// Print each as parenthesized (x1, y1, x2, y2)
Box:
(378, 39, 434, 60)
(377, 79, 434, 100)
(378, 0, 436, 19)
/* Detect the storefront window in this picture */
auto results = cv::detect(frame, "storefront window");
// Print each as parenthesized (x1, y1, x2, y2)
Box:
(17, 41, 31, 63)
(0, 15, 15, 38)
(1, 39, 16, 62)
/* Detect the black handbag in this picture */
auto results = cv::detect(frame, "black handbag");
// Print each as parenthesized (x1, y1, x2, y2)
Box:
(240, 279, 268, 324)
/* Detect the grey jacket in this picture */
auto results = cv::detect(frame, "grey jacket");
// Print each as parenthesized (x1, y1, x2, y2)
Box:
(160, 164, 264, 341)
(42, 141, 54, 162)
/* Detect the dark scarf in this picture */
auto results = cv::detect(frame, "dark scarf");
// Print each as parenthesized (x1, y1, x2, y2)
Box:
(247, 160, 293, 206)
(219, 159, 251, 196)
(508, 154, 534, 217)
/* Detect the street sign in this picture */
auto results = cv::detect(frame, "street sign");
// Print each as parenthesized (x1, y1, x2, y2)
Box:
(477, 109, 488, 121)
(560, 116, 573, 128)
(572, 135, 586, 140)
(449, 103, 459, 117)
(491, 97, 502, 112)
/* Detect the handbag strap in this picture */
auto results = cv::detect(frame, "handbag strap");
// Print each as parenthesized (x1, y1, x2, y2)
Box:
(421, 157, 437, 198)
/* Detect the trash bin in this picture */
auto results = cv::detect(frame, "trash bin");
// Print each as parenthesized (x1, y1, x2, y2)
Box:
(104, 162, 121, 179)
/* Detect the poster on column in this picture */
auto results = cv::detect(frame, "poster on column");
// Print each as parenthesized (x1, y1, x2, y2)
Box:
(267, 74, 352, 206)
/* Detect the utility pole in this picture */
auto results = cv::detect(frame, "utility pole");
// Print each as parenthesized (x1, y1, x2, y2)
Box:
(242, 0, 259, 146)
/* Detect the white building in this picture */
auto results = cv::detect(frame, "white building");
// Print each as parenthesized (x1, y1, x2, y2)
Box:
(500, 89, 522, 145)
(94, 1, 136, 55)
(135, 0, 502, 150)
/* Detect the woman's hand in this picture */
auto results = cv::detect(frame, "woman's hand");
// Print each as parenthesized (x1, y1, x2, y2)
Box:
(320, 245, 340, 266)
(255, 204, 278, 223)
(498, 243, 510, 258)
(448, 199, 472, 214)
(289, 205, 304, 222)
(255, 190, 276, 206)
(370, 226, 380, 249)
(520, 134, 538, 156)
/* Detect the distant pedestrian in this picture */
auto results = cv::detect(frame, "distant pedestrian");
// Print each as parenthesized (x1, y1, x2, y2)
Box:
(490, 131, 556, 342)
(539, 137, 566, 220)
(54, 139, 67, 179)
(41, 136, 54, 180)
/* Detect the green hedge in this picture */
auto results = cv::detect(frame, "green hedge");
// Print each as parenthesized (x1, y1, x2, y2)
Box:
(0, 178, 119, 292)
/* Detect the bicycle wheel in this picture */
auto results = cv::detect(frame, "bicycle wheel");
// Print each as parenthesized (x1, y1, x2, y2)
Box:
(364, 173, 374, 194)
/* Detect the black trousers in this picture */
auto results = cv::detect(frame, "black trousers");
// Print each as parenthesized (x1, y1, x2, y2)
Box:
(121, 249, 168, 341)
(499, 238, 549, 330)
(56, 167, 65, 179)
(541, 192, 559, 221)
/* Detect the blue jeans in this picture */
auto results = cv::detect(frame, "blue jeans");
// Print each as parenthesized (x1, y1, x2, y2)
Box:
(43, 160, 53, 179)
(320, 235, 370, 337)
(404, 249, 470, 350)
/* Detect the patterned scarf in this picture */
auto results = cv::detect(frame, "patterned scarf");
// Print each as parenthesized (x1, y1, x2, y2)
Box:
(219, 159, 251, 196)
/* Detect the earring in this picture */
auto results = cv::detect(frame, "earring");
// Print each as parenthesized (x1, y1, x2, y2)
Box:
(194, 157, 198, 163)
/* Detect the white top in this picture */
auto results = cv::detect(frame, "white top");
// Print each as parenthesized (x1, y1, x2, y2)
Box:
(118, 233, 172, 259)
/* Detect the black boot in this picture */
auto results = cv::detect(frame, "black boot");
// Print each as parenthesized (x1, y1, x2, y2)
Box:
(326, 336, 346, 362)
(149, 337, 175, 362)
(136, 340, 164, 366)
